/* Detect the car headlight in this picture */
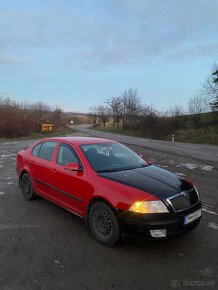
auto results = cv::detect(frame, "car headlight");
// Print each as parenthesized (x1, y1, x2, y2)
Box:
(129, 200, 169, 213)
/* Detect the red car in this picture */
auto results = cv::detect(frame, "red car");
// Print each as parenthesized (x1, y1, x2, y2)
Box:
(16, 137, 202, 246)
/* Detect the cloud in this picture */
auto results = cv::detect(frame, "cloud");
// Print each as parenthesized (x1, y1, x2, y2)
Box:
(0, 50, 29, 66)
(63, 0, 218, 68)
(166, 42, 218, 62)
(0, 0, 217, 69)
(0, 11, 58, 47)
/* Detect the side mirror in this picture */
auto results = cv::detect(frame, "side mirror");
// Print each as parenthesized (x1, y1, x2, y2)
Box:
(64, 163, 81, 172)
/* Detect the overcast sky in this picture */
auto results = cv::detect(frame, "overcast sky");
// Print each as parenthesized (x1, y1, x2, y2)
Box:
(0, 0, 217, 112)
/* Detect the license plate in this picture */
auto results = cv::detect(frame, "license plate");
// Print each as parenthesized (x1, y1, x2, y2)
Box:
(184, 209, 202, 225)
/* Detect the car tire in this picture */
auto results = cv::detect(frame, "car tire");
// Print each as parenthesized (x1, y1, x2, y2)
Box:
(88, 202, 122, 247)
(21, 173, 37, 201)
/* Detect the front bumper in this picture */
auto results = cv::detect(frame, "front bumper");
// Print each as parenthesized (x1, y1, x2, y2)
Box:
(117, 202, 202, 239)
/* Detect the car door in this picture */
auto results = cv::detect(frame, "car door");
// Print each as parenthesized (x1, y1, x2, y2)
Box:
(50, 142, 93, 216)
(29, 141, 57, 198)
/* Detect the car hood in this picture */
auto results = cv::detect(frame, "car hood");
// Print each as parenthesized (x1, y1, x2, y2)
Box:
(98, 165, 193, 199)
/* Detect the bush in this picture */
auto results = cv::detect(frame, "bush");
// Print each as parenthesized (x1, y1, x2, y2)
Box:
(0, 98, 68, 138)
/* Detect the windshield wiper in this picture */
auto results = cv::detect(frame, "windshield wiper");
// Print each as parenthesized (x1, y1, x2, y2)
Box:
(97, 164, 148, 173)
(136, 164, 148, 168)
(96, 168, 122, 173)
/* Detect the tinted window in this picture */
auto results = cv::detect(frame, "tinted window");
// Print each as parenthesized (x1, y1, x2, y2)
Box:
(57, 144, 79, 166)
(38, 142, 57, 161)
(32, 143, 42, 157)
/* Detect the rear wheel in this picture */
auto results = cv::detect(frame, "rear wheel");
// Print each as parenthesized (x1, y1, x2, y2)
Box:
(21, 173, 37, 201)
(88, 202, 122, 246)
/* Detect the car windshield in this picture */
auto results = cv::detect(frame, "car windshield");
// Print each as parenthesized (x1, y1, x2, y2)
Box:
(80, 142, 148, 172)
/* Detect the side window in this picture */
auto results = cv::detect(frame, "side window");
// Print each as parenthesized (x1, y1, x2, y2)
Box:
(32, 143, 42, 157)
(38, 142, 57, 161)
(57, 144, 79, 166)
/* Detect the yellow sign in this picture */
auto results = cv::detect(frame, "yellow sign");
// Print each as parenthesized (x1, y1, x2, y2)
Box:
(41, 124, 54, 132)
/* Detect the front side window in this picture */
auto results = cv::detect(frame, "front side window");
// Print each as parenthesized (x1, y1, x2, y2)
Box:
(56, 143, 79, 166)
(80, 143, 147, 172)
(38, 142, 57, 161)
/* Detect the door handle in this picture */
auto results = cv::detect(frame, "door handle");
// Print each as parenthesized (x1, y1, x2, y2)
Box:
(51, 168, 56, 173)
(30, 160, 34, 164)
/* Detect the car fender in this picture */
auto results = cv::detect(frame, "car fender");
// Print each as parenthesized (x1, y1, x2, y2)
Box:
(86, 194, 116, 214)
(18, 165, 32, 187)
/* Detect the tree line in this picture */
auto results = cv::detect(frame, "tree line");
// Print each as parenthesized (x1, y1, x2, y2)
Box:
(0, 98, 67, 137)
(89, 64, 218, 141)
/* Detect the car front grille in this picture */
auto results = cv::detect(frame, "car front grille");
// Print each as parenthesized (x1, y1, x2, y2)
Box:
(167, 189, 199, 212)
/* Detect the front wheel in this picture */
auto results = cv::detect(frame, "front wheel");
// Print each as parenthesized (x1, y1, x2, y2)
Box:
(88, 202, 122, 246)
(21, 173, 37, 201)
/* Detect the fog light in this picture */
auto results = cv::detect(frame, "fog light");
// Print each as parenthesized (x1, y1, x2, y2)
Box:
(150, 229, 166, 238)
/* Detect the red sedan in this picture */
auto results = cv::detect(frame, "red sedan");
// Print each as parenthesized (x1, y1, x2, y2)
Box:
(16, 137, 202, 246)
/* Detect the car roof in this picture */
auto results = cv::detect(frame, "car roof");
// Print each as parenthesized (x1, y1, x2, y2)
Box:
(38, 136, 117, 145)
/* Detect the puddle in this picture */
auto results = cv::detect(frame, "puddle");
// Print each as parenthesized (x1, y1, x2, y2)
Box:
(202, 204, 218, 215)
(201, 165, 213, 172)
(184, 163, 198, 170)
(173, 163, 214, 172)
(202, 207, 218, 216)
(207, 222, 218, 230)
(2, 142, 21, 145)
(0, 154, 16, 159)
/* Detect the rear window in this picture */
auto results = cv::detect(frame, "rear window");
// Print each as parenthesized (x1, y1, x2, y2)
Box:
(37, 142, 57, 161)
(32, 143, 42, 157)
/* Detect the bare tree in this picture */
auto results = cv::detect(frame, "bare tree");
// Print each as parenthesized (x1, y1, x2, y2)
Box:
(51, 108, 67, 130)
(29, 101, 51, 131)
(169, 104, 184, 117)
(89, 106, 99, 126)
(188, 92, 209, 128)
(188, 92, 208, 115)
(105, 96, 123, 127)
(122, 89, 142, 128)
(97, 105, 110, 127)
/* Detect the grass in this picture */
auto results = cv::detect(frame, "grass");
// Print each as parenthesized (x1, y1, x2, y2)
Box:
(171, 127, 218, 145)
(30, 127, 76, 138)
(91, 125, 218, 145)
